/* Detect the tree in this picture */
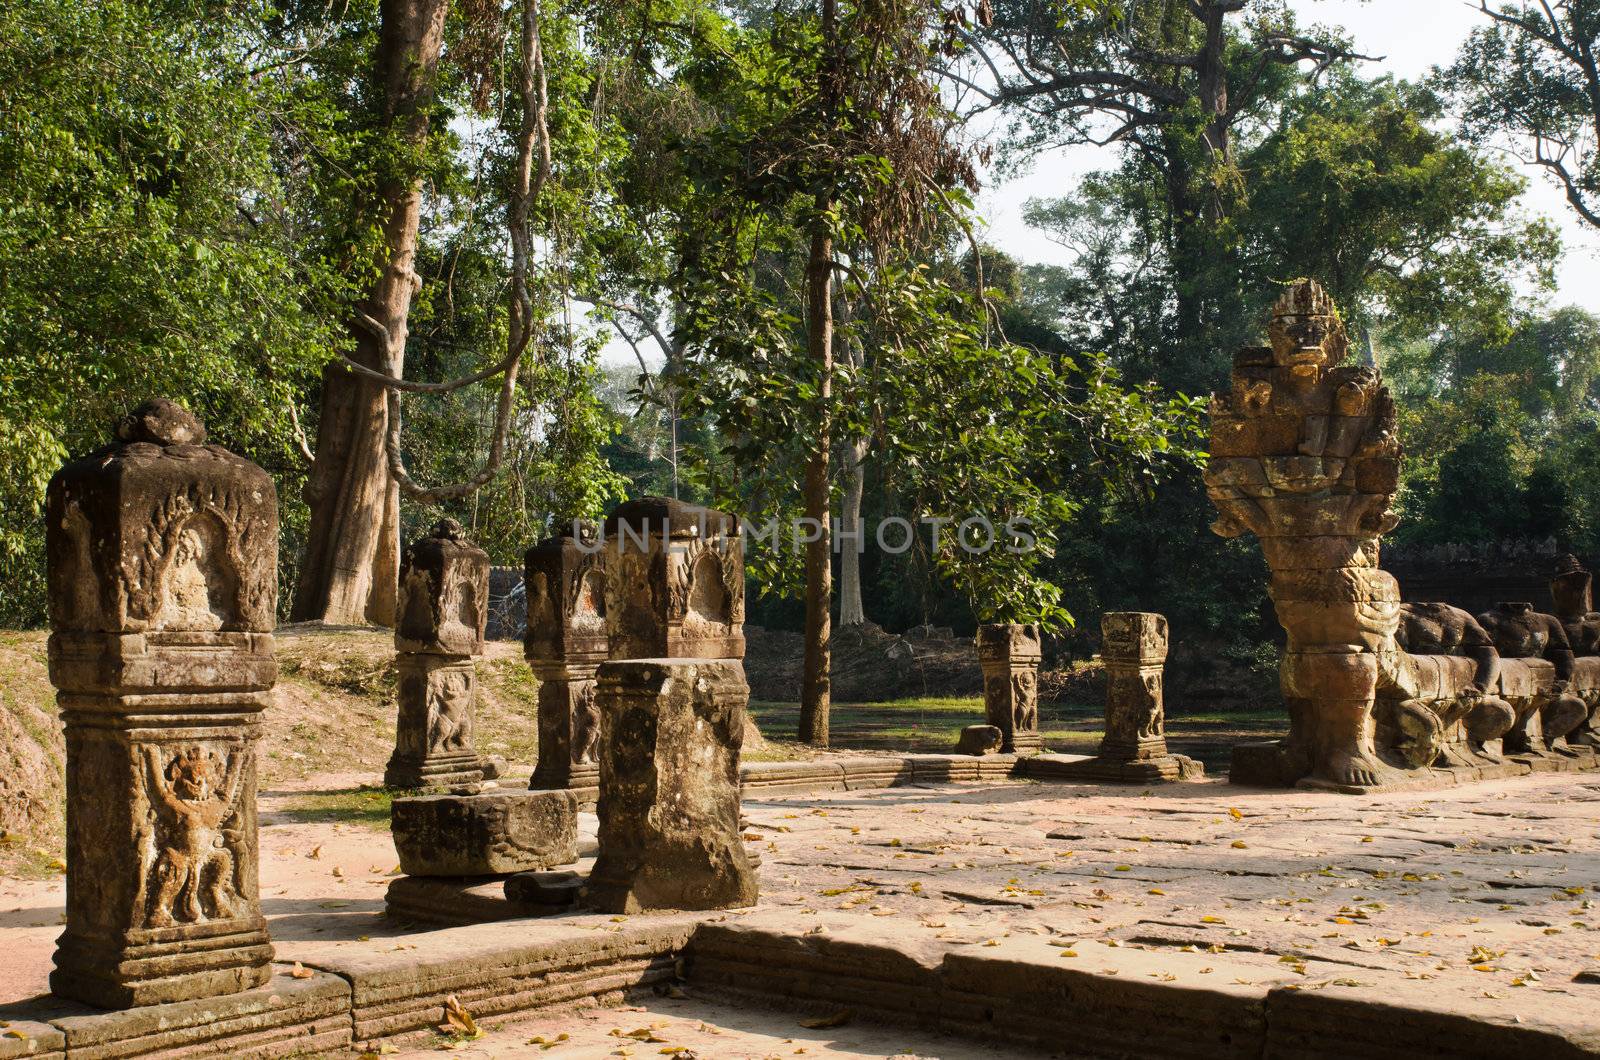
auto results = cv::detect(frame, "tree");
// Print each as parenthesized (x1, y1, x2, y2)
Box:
(1443, 1, 1600, 229)
(0, 0, 349, 626)
(959, 0, 1369, 347)
(668, 0, 977, 746)
(292, 0, 452, 627)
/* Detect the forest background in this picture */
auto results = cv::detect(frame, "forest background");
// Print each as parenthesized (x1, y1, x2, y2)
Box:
(5, 0, 1600, 734)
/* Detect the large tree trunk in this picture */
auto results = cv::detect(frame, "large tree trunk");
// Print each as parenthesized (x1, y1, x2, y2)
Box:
(292, 0, 449, 627)
(797, 205, 834, 746)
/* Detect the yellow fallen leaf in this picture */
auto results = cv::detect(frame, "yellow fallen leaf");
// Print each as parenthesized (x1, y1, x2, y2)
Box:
(1114, 865, 1131, 872)
(1057, 949, 1079, 958)
(1228, 808, 1243, 821)
(1148, 888, 1166, 895)
(1200, 916, 1225, 924)
(1231, 841, 1248, 849)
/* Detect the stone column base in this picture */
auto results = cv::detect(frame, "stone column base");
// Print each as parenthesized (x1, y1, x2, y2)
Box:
(529, 761, 599, 803)
(51, 916, 273, 1009)
(1008, 731, 1045, 756)
(383, 752, 492, 790)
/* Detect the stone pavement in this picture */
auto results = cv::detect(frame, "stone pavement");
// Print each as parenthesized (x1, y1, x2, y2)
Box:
(741, 771, 1600, 1030)
(6, 769, 1600, 1053)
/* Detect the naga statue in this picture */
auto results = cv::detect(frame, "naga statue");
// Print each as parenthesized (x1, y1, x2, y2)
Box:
(1206, 279, 1403, 790)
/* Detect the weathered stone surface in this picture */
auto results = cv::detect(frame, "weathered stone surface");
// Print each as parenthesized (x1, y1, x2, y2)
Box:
(954, 723, 1002, 756)
(308, 916, 699, 1046)
(1206, 281, 1409, 790)
(1478, 601, 1589, 755)
(1100, 612, 1173, 762)
(976, 623, 1042, 754)
(524, 521, 607, 664)
(395, 519, 489, 656)
(584, 660, 757, 912)
(46, 965, 349, 1060)
(387, 520, 493, 789)
(0, 1018, 63, 1060)
(602, 498, 744, 660)
(391, 789, 578, 876)
(44, 399, 276, 1009)
(1378, 602, 1515, 768)
(525, 523, 607, 794)
(384, 655, 493, 789)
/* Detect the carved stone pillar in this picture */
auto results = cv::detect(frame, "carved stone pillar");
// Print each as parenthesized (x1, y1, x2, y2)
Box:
(45, 399, 276, 1008)
(584, 497, 757, 912)
(583, 659, 758, 913)
(385, 519, 496, 789)
(1100, 612, 1174, 761)
(525, 523, 607, 795)
(976, 623, 1043, 755)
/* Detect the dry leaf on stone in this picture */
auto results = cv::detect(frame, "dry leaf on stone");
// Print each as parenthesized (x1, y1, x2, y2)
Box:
(289, 962, 315, 979)
(439, 995, 482, 1040)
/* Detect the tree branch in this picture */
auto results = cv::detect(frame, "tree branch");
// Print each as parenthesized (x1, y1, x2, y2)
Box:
(384, 0, 551, 505)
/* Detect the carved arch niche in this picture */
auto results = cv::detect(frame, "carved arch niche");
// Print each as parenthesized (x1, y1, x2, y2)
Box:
(154, 510, 240, 632)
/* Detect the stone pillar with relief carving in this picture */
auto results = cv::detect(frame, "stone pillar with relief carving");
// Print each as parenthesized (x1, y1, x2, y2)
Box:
(977, 623, 1044, 755)
(45, 399, 276, 1008)
(583, 497, 758, 913)
(385, 519, 499, 790)
(525, 522, 607, 796)
(1100, 612, 1183, 766)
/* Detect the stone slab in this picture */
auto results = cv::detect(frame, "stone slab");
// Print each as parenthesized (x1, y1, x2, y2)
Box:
(1020, 752, 1204, 784)
(0, 1019, 64, 1060)
(739, 760, 847, 796)
(46, 965, 349, 1060)
(304, 915, 701, 1047)
(391, 788, 578, 876)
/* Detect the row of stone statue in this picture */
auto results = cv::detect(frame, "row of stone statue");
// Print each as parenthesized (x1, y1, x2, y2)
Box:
(38, 401, 759, 1012)
(1209, 279, 1600, 790)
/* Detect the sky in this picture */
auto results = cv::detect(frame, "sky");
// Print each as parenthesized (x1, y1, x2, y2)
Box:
(603, 1, 1600, 367)
(975, 0, 1600, 314)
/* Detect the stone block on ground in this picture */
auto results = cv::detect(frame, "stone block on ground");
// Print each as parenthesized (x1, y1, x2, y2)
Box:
(392, 789, 578, 877)
(955, 724, 1002, 756)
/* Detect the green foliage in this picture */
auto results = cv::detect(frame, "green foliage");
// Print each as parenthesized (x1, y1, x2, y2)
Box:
(0, 0, 353, 626)
(1441, 1, 1600, 229)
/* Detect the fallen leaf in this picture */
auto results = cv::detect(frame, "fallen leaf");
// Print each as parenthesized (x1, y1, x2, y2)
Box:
(289, 962, 314, 979)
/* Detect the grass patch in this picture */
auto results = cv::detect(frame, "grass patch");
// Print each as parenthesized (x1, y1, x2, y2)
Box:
(274, 786, 395, 829)
(748, 695, 1286, 755)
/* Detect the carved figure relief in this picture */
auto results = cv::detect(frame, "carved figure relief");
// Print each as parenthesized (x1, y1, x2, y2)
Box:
(572, 680, 600, 765)
(428, 670, 475, 755)
(1010, 669, 1038, 731)
(143, 745, 245, 927)
(1138, 673, 1164, 740)
(154, 515, 239, 632)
